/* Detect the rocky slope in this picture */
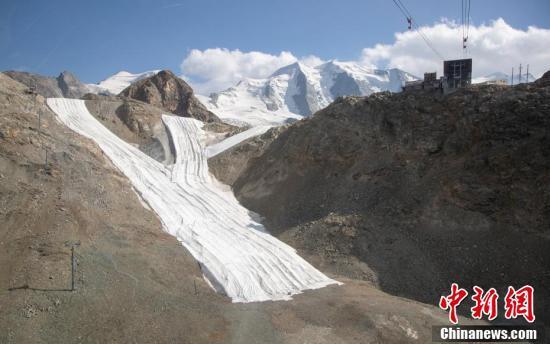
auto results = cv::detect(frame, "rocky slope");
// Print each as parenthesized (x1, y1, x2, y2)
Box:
(219, 75, 550, 325)
(120, 70, 220, 123)
(0, 68, 476, 343)
(4, 70, 106, 98)
(209, 125, 288, 185)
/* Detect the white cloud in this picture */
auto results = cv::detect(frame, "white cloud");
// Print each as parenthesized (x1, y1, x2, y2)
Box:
(360, 18, 550, 79)
(180, 48, 327, 94)
(181, 19, 550, 94)
(180, 48, 299, 94)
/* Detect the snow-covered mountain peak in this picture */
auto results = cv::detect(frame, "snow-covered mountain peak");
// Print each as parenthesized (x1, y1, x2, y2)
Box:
(92, 70, 161, 95)
(200, 61, 419, 126)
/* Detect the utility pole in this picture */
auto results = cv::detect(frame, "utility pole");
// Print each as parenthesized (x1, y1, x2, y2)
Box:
(526, 64, 530, 82)
(511, 67, 514, 86)
(518, 64, 522, 84)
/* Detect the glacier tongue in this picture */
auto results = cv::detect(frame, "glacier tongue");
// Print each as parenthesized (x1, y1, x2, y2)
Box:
(47, 98, 340, 302)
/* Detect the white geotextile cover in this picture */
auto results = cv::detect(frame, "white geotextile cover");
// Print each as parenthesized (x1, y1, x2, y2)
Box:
(47, 98, 340, 302)
(205, 125, 272, 158)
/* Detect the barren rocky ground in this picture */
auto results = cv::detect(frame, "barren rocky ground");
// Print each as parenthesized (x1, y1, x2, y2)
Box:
(0, 72, 477, 343)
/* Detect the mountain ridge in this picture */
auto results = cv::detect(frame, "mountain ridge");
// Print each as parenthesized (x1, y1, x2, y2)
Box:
(3, 70, 107, 98)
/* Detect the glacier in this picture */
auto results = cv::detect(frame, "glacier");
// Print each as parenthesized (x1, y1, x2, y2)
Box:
(47, 98, 340, 302)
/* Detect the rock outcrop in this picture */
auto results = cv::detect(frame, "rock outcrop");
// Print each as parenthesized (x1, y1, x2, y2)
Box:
(120, 70, 220, 123)
(56, 70, 92, 98)
(536, 70, 550, 87)
(82, 94, 176, 164)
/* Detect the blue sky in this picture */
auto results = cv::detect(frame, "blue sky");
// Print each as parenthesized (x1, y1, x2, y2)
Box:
(1, 0, 549, 85)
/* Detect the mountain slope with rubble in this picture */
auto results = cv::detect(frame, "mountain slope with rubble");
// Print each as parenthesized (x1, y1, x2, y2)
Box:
(215, 73, 550, 325)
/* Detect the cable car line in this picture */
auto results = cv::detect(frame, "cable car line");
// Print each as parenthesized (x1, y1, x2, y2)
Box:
(391, 0, 444, 60)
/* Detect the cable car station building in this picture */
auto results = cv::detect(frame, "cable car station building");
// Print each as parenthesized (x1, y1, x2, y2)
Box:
(444, 58, 472, 88)
(403, 58, 472, 93)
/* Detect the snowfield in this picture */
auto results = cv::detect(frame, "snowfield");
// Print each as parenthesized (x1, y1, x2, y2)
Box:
(47, 98, 340, 302)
